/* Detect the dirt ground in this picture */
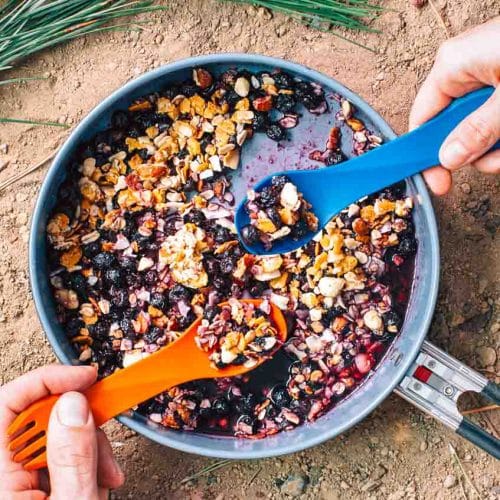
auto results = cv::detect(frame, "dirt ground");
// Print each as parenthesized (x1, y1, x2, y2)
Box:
(0, 0, 499, 498)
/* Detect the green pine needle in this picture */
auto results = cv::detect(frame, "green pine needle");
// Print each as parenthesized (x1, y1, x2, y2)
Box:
(222, 0, 382, 49)
(0, 117, 69, 127)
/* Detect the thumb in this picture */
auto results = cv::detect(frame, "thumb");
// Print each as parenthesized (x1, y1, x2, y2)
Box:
(439, 87, 500, 170)
(47, 392, 99, 500)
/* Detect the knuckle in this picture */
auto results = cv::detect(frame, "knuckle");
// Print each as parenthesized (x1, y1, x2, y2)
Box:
(463, 114, 496, 148)
(51, 441, 95, 477)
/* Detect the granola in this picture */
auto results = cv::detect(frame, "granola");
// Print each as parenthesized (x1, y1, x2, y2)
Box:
(242, 176, 318, 249)
(195, 298, 280, 369)
(46, 67, 416, 438)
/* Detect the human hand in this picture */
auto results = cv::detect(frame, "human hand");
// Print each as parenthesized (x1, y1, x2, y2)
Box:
(0, 365, 124, 499)
(409, 17, 500, 195)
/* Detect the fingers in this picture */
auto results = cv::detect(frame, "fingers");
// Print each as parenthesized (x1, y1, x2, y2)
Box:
(46, 392, 100, 500)
(0, 491, 47, 499)
(422, 166, 453, 195)
(472, 149, 500, 174)
(0, 365, 97, 423)
(96, 430, 124, 489)
(439, 87, 500, 169)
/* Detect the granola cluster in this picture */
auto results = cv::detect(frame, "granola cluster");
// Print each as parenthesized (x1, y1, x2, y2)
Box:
(195, 298, 280, 369)
(46, 66, 416, 438)
(241, 176, 318, 249)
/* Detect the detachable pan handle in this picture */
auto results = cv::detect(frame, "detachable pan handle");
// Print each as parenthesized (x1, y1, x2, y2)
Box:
(395, 340, 500, 460)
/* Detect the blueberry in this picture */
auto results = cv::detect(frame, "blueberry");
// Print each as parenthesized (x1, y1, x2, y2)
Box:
(323, 306, 344, 324)
(104, 268, 124, 287)
(150, 292, 168, 311)
(144, 326, 163, 344)
(273, 72, 294, 89)
(266, 123, 286, 142)
(120, 317, 133, 334)
(271, 175, 290, 189)
(235, 393, 257, 414)
(111, 288, 128, 309)
(383, 311, 402, 331)
(230, 283, 243, 298)
(275, 94, 296, 113)
(212, 276, 229, 291)
(241, 225, 260, 245)
(144, 270, 158, 285)
(252, 112, 269, 131)
(219, 257, 234, 274)
(266, 207, 282, 228)
(168, 284, 192, 304)
(111, 110, 130, 129)
(249, 281, 266, 297)
(120, 258, 137, 271)
(205, 257, 220, 276)
(93, 322, 109, 340)
(222, 89, 240, 108)
(184, 209, 206, 225)
(83, 241, 100, 258)
(203, 306, 220, 322)
(65, 317, 83, 337)
(291, 220, 309, 240)
(180, 82, 197, 97)
(397, 236, 417, 257)
(258, 186, 278, 207)
(177, 311, 196, 329)
(271, 385, 291, 408)
(213, 226, 230, 243)
(125, 272, 143, 287)
(68, 273, 87, 296)
(212, 398, 230, 415)
(325, 150, 345, 165)
(92, 252, 117, 270)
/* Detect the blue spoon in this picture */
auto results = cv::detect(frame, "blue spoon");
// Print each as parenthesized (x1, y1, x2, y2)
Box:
(235, 87, 500, 255)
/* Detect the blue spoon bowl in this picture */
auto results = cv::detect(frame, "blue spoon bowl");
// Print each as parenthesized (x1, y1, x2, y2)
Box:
(236, 87, 500, 255)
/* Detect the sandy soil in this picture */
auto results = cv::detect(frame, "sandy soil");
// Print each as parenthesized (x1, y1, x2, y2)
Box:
(0, 1, 499, 498)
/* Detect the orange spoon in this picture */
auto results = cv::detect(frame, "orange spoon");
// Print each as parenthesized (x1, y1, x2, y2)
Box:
(7, 299, 287, 470)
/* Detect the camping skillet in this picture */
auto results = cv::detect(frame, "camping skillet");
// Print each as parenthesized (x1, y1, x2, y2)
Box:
(28, 54, 500, 460)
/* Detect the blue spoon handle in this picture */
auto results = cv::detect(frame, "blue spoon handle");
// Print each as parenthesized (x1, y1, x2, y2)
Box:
(323, 86, 499, 199)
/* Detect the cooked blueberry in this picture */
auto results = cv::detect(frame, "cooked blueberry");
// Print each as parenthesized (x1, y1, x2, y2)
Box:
(383, 311, 402, 331)
(184, 209, 206, 225)
(110, 289, 128, 308)
(93, 322, 109, 339)
(212, 276, 229, 291)
(213, 226, 230, 243)
(168, 284, 192, 303)
(144, 270, 158, 285)
(144, 326, 163, 344)
(249, 281, 266, 297)
(120, 258, 137, 271)
(65, 317, 83, 337)
(150, 292, 167, 310)
(266, 123, 286, 142)
(111, 110, 130, 129)
(119, 317, 133, 334)
(83, 241, 100, 258)
(266, 207, 282, 228)
(222, 89, 240, 107)
(325, 150, 345, 165)
(92, 252, 116, 269)
(180, 82, 197, 97)
(68, 273, 87, 296)
(104, 268, 124, 287)
(275, 94, 296, 113)
(203, 306, 220, 322)
(241, 225, 260, 245)
(235, 393, 257, 414)
(177, 311, 196, 329)
(397, 236, 417, 257)
(258, 186, 278, 207)
(291, 220, 309, 240)
(205, 257, 220, 276)
(273, 72, 294, 88)
(271, 385, 291, 408)
(219, 257, 234, 274)
(212, 398, 230, 415)
(230, 283, 243, 298)
(271, 175, 290, 189)
(252, 112, 269, 131)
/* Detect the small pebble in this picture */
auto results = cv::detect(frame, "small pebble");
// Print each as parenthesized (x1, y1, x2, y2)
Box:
(280, 475, 308, 497)
(340, 481, 350, 490)
(419, 441, 428, 452)
(475, 346, 497, 367)
(0, 143, 8, 154)
(443, 475, 457, 489)
(460, 182, 471, 194)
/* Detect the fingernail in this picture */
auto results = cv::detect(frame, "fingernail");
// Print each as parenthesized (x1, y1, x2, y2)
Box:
(440, 140, 468, 168)
(57, 392, 89, 427)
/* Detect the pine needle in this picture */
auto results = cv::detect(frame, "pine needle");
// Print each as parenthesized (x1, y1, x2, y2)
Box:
(0, 75, 47, 85)
(448, 443, 484, 500)
(222, 0, 383, 49)
(179, 459, 233, 485)
(0, 117, 69, 127)
(0, 1, 166, 73)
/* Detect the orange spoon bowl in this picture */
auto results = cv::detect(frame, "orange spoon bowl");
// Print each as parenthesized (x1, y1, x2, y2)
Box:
(7, 299, 287, 471)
